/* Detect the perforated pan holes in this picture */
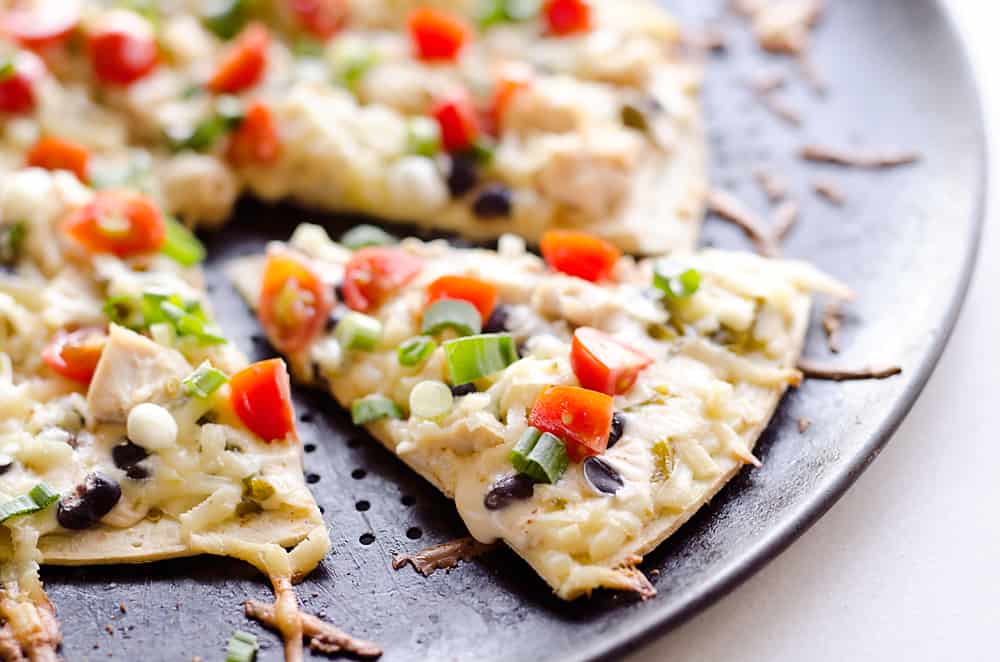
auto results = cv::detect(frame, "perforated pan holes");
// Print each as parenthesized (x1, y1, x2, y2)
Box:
(351, 468, 366, 480)
(406, 527, 422, 540)
(359, 532, 375, 545)
(355, 500, 370, 512)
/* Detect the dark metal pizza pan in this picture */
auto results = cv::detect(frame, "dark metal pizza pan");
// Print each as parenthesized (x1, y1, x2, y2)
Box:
(42, 1, 986, 660)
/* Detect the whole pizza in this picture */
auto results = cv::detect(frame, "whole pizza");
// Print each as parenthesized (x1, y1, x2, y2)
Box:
(0, 1, 885, 660)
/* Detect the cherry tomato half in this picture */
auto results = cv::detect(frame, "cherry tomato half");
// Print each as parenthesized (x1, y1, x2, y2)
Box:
(258, 248, 333, 355)
(208, 22, 270, 94)
(431, 88, 479, 152)
(544, 0, 592, 36)
(88, 10, 159, 85)
(341, 247, 423, 313)
(62, 190, 166, 257)
(230, 359, 297, 442)
(26, 136, 90, 183)
(0, 51, 45, 114)
(289, 0, 348, 39)
(528, 385, 614, 462)
(408, 7, 470, 62)
(0, 1, 80, 50)
(227, 101, 281, 166)
(426, 275, 498, 322)
(42, 327, 107, 384)
(540, 230, 621, 283)
(570, 327, 652, 395)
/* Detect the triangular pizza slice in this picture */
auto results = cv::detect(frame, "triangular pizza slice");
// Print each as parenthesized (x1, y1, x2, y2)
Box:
(229, 223, 850, 598)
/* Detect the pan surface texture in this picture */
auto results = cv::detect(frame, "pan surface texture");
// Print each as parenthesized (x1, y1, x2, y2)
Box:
(42, 0, 985, 660)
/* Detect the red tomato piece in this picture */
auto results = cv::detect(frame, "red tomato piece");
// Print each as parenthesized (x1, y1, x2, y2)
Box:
(540, 230, 621, 283)
(528, 385, 614, 462)
(0, 2, 80, 50)
(544, 0, 592, 36)
(208, 22, 270, 94)
(62, 190, 166, 257)
(0, 51, 45, 114)
(341, 247, 423, 312)
(42, 327, 107, 384)
(227, 101, 281, 166)
(426, 275, 498, 322)
(431, 88, 479, 152)
(88, 10, 159, 85)
(489, 66, 532, 132)
(408, 7, 470, 61)
(26, 136, 90, 183)
(570, 327, 652, 395)
(258, 248, 333, 355)
(289, 0, 348, 39)
(230, 359, 298, 442)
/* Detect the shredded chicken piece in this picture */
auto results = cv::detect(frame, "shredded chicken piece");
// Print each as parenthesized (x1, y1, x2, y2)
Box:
(244, 600, 382, 659)
(822, 300, 845, 353)
(707, 189, 780, 257)
(798, 359, 902, 381)
(0, 592, 62, 662)
(800, 144, 922, 168)
(392, 537, 497, 577)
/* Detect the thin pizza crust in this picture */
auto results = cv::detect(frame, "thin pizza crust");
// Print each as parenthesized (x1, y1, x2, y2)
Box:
(229, 227, 849, 598)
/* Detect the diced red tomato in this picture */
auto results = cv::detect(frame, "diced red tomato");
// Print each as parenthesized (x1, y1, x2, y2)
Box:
(0, 2, 80, 50)
(26, 136, 90, 183)
(0, 51, 45, 114)
(289, 0, 348, 39)
(544, 0, 592, 36)
(230, 359, 297, 442)
(341, 247, 423, 313)
(258, 248, 333, 355)
(226, 101, 281, 166)
(88, 10, 159, 85)
(62, 190, 166, 257)
(408, 7, 470, 61)
(570, 327, 652, 395)
(42, 327, 107, 384)
(528, 385, 614, 462)
(431, 88, 479, 152)
(208, 23, 270, 94)
(540, 230, 621, 283)
(488, 66, 532, 132)
(426, 275, 498, 322)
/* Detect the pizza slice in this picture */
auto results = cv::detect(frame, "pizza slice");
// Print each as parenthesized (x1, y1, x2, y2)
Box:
(0, 0, 704, 254)
(0, 170, 339, 661)
(228, 223, 851, 599)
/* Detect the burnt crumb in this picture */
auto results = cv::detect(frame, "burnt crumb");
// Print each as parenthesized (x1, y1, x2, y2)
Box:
(798, 358, 902, 381)
(707, 189, 780, 257)
(813, 178, 846, 205)
(104, 625, 113, 636)
(245, 600, 382, 659)
(822, 299, 845, 353)
(798, 417, 811, 433)
(118, 603, 126, 614)
(753, 165, 788, 203)
(800, 144, 922, 168)
(773, 199, 800, 241)
(392, 537, 497, 577)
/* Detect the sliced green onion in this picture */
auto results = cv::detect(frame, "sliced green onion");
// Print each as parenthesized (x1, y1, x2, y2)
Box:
(103, 295, 145, 330)
(330, 41, 378, 89)
(180, 83, 204, 99)
(216, 95, 246, 129)
(443, 333, 518, 384)
(166, 115, 227, 153)
(293, 38, 325, 57)
(161, 217, 206, 267)
(0, 222, 26, 266)
(203, 0, 251, 40)
(470, 139, 496, 165)
(0, 482, 60, 523)
(477, 0, 541, 28)
(107, 290, 227, 345)
(335, 312, 382, 351)
(183, 363, 228, 398)
(225, 629, 258, 662)
(409, 380, 453, 419)
(422, 299, 482, 337)
(406, 117, 441, 157)
(341, 224, 397, 250)
(510, 427, 568, 484)
(351, 395, 403, 425)
(653, 259, 701, 299)
(398, 336, 437, 367)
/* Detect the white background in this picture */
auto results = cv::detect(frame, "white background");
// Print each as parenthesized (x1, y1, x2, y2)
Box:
(631, 2, 998, 660)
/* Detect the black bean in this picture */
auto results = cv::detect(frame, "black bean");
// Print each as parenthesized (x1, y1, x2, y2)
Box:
(0, 454, 13, 475)
(472, 185, 513, 219)
(484, 474, 536, 510)
(333, 283, 345, 302)
(325, 306, 344, 332)
(450, 383, 477, 397)
(125, 465, 149, 480)
(112, 440, 148, 469)
(583, 457, 624, 495)
(483, 304, 510, 334)
(57, 472, 122, 530)
(607, 412, 626, 449)
(447, 155, 479, 197)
